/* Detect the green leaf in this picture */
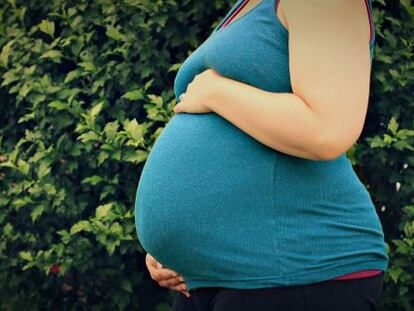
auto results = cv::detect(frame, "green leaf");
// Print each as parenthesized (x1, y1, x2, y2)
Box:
(82, 175, 104, 185)
(17, 159, 30, 176)
(367, 137, 384, 148)
(18, 112, 35, 123)
(70, 220, 93, 234)
(106, 241, 116, 256)
(104, 121, 119, 140)
(110, 222, 122, 236)
(78, 62, 97, 72)
(383, 134, 395, 145)
(19, 251, 33, 261)
(64, 69, 82, 83)
(37, 161, 51, 179)
(144, 79, 154, 90)
(393, 140, 414, 151)
(111, 150, 122, 161)
(147, 94, 164, 107)
(95, 203, 113, 219)
(31, 205, 44, 222)
(18, 82, 32, 98)
(77, 131, 100, 143)
(1, 70, 19, 86)
(388, 117, 399, 134)
(90, 101, 104, 121)
(44, 183, 57, 196)
(122, 90, 144, 101)
(124, 119, 143, 142)
(39, 50, 62, 60)
(389, 69, 399, 78)
(12, 197, 35, 209)
(48, 100, 69, 111)
(97, 151, 110, 166)
(121, 280, 133, 293)
(403, 221, 414, 238)
(3, 223, 13, 237)
(0, 40, 14, 68)
(123, 149, 148, 163)
(39, 19, 55, 37)
(168, 63, 182, 73)
(106, 25, 125, 41)
(22, 262, 36, 271)
(388, 267, 403, 283)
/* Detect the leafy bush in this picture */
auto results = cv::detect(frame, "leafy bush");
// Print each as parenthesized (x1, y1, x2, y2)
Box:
(356, 1, 414, 310)
(0, 0, 223, 309)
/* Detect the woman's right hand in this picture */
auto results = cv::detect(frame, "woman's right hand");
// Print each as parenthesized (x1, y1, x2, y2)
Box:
(145, 253, 191, 297)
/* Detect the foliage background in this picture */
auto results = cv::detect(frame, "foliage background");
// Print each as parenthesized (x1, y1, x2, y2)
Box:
(0, 0, 412, 310)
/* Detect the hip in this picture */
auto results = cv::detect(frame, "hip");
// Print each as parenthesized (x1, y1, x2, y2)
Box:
(172, 272, 385, 311)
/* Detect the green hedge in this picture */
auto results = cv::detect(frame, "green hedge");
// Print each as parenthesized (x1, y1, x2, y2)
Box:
(0, 0, 412, 310)
(365, 1, 414, 309)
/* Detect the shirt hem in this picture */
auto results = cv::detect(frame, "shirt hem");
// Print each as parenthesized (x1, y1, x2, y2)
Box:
(186, 259, 388, 292)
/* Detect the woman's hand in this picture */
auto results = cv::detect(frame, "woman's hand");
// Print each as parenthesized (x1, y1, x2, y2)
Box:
(173, 68, 223, 114)
(145, 253, 191, 297)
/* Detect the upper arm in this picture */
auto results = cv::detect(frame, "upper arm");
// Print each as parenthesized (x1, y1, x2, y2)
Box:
(281, 0, 373, 159)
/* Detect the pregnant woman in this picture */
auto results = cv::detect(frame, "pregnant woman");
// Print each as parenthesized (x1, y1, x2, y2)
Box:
(135, 0, 388, 310)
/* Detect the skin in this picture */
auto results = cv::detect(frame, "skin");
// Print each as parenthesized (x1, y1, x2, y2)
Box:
(148, 0, 373, 294)
(145, 253, 191, 297)
(174, 0, 373, 161)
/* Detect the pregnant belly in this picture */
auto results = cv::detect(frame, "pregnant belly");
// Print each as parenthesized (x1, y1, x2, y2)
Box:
(134, 112, 277, 278)
(135, 112, 387, 285)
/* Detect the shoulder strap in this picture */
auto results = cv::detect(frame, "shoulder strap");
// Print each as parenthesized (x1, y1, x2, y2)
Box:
(365, 0, 375, 46)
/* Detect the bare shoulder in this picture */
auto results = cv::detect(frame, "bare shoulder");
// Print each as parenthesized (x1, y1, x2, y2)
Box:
(280, 0, 371, 43)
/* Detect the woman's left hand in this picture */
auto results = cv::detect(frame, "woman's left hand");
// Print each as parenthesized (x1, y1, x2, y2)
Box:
(173, 68, 223, 114)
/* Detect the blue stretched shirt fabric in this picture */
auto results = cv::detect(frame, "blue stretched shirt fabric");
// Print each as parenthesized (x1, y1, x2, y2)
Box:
(134, 0, 388, 291)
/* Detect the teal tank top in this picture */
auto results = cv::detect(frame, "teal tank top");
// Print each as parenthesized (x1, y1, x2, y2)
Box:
(134, 0, 388, 291)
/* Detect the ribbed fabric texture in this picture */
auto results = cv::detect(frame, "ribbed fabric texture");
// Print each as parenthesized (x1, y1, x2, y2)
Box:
(134, 0, 388, 291)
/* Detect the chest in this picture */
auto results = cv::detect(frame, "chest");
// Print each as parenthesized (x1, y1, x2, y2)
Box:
(174, 0, 292, 101)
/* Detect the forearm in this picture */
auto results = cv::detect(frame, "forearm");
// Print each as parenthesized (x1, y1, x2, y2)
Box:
(208, 76, 327, 161)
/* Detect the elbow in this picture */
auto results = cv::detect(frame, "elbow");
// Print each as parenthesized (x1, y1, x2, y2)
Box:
(315, 132, 347, 161)
(314, 120, 363, 161)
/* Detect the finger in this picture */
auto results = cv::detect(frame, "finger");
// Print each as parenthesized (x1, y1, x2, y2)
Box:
(178, 290, 191, 298)
(145, 253, 159, 268)
(169, 282, 188, 293)
(158, 275, 185, 287)
(146, 254, 169, 273)
(145, 259, 160, 277)
(153, 267, 180, 281)
(174, 104, 181, 113)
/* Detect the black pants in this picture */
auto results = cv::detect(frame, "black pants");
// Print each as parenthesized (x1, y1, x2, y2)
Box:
(172, 272, 384, 311)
